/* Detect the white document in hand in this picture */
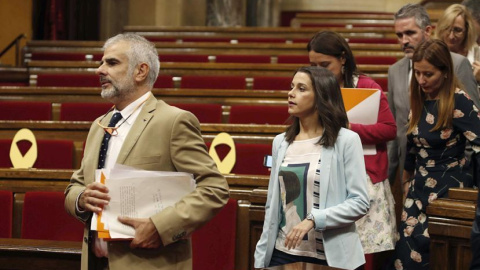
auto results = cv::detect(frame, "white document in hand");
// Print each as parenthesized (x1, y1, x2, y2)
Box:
(102, 164, 196, 239)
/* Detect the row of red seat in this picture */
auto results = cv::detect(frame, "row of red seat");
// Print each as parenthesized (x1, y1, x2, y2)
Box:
(28, 73, 388, 92)
(1, 100, 290, 124)
(0, 190, 237, 270)
(0, 137, 272, 174)
(26, 52, 398, 65)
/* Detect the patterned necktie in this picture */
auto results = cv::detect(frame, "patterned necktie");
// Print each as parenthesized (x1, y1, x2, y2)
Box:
(98, 112, 122, 169)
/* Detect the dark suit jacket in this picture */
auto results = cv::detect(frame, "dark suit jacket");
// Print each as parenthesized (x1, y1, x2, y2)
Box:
(64, 94, 229, 270)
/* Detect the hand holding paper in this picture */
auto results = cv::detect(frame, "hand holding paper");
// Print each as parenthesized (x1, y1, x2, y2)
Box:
(117, 216, 163, 249)
(79, 182, 110, 213)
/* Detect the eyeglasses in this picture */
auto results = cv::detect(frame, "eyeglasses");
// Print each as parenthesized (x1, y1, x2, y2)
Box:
(447, 26, 465, 37)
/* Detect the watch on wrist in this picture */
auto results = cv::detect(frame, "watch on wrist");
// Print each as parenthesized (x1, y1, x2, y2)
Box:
(306, 212, 315, 226)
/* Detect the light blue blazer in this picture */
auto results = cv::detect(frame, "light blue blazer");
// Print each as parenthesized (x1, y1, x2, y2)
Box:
(254, 128, 369, 270)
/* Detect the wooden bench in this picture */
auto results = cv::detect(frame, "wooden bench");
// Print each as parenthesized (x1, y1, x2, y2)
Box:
(26, 61, 391, 79)
(122, 25, 397, 39)
(0, 168, 269, 270)
(428, 188, 478, 270)
(23, 40, 403, 58)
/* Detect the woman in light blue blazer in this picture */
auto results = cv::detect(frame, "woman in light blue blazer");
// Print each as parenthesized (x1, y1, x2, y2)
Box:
(254, 67, 370, 269)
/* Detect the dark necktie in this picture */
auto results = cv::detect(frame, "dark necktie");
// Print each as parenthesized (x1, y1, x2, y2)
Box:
(98, 112, 122, 169)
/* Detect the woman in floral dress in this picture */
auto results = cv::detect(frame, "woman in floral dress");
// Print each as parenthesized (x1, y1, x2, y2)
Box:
(390, 39, 480, 269)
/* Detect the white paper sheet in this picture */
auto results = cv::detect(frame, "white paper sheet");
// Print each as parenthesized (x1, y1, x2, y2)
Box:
(343, 88, 381, 155)
(100, 164, 196, 239)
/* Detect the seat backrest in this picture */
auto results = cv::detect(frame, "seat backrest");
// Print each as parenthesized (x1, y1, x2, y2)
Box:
(171, 103, 223, 123)
(215, 54, 271, 64)
(35, 73, 100, 87)
(229, 105, 290, 125)
(277, 55, 309, 64)
(0, 190, 13, 238)
(0, 139, 75, 169)
(159, 54, 209, 63)
(153, 74, 174, 88)
(374, 77, 388, 92)
(180, 75, 246, 89)
(60, 102, 112, 121)
(0, 101, 52, 120)
(252, 76, 291, 91)
(21, 191, 83, 241)
(355, 56, 397, 65)
(192, 198, 237, 270)
(232, 143, 271, 175)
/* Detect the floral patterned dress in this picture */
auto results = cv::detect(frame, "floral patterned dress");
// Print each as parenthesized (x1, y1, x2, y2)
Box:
(391, 89, 480, 269)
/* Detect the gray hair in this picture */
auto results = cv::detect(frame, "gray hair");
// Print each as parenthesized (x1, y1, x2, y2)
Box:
(462, 0, 480, 24)
(394, 3, 431, 30)
(103, 33, 160, 88)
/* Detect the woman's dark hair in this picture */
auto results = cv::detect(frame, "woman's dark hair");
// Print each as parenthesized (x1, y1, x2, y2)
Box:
(408, 39, 460, 134)
(279, 171, 300, 204)
(285, 66, 349, 147)
(307, 31, 358, 87)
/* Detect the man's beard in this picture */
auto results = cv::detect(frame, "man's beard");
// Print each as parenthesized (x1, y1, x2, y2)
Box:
(100, 76, 135, 100)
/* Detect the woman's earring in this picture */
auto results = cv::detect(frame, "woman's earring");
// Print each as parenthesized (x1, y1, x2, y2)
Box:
(341, 65, 345, 75)
(444, 74, 447, 78)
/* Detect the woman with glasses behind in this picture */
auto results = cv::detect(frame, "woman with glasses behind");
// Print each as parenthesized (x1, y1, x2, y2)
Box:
(307, 31, 398, 269)
(435, 4, 480, 83)
(436, 4, 478, 62)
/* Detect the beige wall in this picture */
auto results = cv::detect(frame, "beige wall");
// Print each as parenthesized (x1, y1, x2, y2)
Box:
(281, 0, 414, 13)
(128, 0, 206, 26)
(128, 0, 421, 27)
(0, 0, 32, 66)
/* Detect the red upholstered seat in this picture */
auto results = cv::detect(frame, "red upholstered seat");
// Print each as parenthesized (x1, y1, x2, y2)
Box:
(159, 54, 209, 62)
(60, 102, 112, 121)
(35, 73, 100, 87)
(0, 100, 52, 120)
(232, 143, 272, 175)
(291, 38, 311, 44)
(355, 56, 397, 65)
(182, 37, 231, 42)
(229, 105, 289, 125)
(30, 52, 87, 61)
(0, 190, 13, 238)
(215, 54, 271, 64)
(236, 37, 286, 43)
(374, 78, 388, 92)
(252, 76, 291, 91)
(171, 103, 223, 123)
(153, 74, 174, 88)
(180, 75, 246, 89)
(206, 142, 272, 175)
(21, 191, 83, 241)
(143, 37, 177, 42)
(277, 55, 309, 64)
(0, 139, 74, 169)
(192, 199, 237, 270)
(347, 37, 398, 44)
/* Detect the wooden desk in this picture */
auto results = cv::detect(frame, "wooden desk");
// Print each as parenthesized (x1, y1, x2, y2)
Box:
(427, 188, 478, 270)
(0, 238, 81, 270)
(263, 262, 344, 270)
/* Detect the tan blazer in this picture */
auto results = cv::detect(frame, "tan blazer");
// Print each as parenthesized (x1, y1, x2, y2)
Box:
(64, 94, 229, 270)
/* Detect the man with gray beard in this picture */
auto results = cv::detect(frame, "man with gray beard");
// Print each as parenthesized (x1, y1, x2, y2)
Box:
(64, 33, 229, 270)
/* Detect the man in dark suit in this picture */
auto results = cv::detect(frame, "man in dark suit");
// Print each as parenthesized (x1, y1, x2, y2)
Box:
(387, 3, 480, 189)
(64, 33, 229, 270)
